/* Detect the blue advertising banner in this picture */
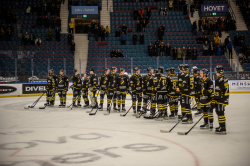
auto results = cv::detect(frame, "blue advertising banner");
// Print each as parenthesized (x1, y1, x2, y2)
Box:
(201, 4, 228, 13)
(71, 6, 98, 14)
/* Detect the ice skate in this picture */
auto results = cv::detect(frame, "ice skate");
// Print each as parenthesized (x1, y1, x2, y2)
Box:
(215, 127, 226, 134)
(200, 123, 209, 129)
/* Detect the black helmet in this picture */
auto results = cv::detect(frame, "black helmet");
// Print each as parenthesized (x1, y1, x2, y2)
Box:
(134, 67, 139, 72)
(165, 68, 170, 73)
(154, 69, 159, 74)
(183, 64, 189, 71)
(201, 68, 209, 76)
(49, 72, 53, 76)
(158, 66, 164, 73)
(192, 66, 200, 74)
(76, 73, 80, 77)
(119, 68, 125, 72)
(215, 65, 224, 74)
(85, 72, 89, 76)
(170, 67, 175, 74)
(60, 69, 64, 73)
(111, 67, 117, 71)
(147, 67, 153, 72)
(179, 64, 184, 70)
(73, 69, 77, 73)
(89, 69, 94, 72)
(105, 68, 109, 71)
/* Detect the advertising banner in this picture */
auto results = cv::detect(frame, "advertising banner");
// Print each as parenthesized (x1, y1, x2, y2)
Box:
(22, 83, 47, 94)
(229, 80, 250, 91)
(201, 4, 228, 13)
(71, 6, 98, 14)
(0, 84, 21, 96)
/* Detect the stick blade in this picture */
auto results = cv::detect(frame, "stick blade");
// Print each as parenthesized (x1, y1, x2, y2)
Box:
(160, 130, 170, 133)
(120, 114, 126, 116)
(177, 132, 187, 135)
(89, 113, 96, 115)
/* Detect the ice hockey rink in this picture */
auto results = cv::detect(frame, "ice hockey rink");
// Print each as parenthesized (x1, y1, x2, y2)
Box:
(0, 94, 250, 166)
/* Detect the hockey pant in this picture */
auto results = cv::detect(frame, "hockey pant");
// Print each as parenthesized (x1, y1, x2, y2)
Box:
(150, 93, 157, 115)
(46, 90, 54, 104)
(91, 90, 98, 106)
(157, 93, 168, 117)
(107, 90, 117, 108)
(215, 104, 226, 128)
(58, 90, 67, 105)
(73, 89, 81, 104)
(116, 92, 126, 109)
(181, 95, 192, 119)
(132, 93, 142, 113)
(169, 96, 178, 116)
(82, 90, 89, 105)
(100, 90, 107, 107)
(201, 103, 213, 124)
(143, 94, 151, 111)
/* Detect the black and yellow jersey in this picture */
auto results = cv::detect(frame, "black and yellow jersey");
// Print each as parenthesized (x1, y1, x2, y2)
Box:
(214, 75, 229, 105)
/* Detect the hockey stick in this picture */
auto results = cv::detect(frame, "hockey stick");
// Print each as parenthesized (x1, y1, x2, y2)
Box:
(160, 103, 197, 133)
(88, 91, 100, 115)
(68, 90, 83, 110)
(177, 106, 214, 135)
(144, 97, 180, 119)
(39, 92, 55, 109)
(120, 97, 139, 117)
(136, 99, 151, 118)
(24, 91, 46, 109)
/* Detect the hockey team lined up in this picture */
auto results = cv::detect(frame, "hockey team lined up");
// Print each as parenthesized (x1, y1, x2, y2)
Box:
(45, 65, 229, 134)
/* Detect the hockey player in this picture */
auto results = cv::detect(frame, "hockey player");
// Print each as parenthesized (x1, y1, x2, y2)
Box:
(177, 64, 193, 124)
(130, 67, 143, 116)
(142, 67, 153, 115)
(72, 69, 82, 107)
(193, 67, 202, 116)
(99, 68, 110, 111)
(45, 72, 56, 106)
(167, 67, 179, 118)
(49, 69, 58, 105)
(115, 68, 130, 112)
(214, 65, 229, 134)
(148, 69, 159, 117)
(57, 69, 69, 107)
(107, 67, 118, 112)
(88, 69, 99, 108)
(165, 68, 171, 77)
(155, 66, 168, 121)
(82, 72, 90, 108)
(198, 69, 214, 130)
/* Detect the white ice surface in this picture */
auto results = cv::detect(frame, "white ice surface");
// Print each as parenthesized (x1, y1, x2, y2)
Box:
(0, 94, 250, 166)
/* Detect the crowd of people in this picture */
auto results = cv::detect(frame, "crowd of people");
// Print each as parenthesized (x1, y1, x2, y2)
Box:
(110, 49, 124, 58)
(0, 24, 14, 41)
(239, 0, 250, 25)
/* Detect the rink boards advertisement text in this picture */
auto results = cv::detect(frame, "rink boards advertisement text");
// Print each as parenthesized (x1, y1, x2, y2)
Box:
(0, 80, 250, 97)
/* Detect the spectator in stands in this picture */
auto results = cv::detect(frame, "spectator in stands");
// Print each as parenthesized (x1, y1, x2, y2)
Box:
(120, 32, 127, 45)
(198, 18, 202, 32)
(101, 26, 105, 41)
(139, 14, 144, 24)
(182, 47, 187, 59)
(30, 33, 35, 45)
(140, 32, 144, 45)
(147, 8, 151, 19)
(160, 43, 165, 56)
(240, 40, 247, 54)
(110, 49, 116, 57)
(69, 21, 74, 33)
(32, 5, 37, 15)
(240, 34, 245, 43)
(93, 0, 98, 6)
(153, 44, 158, 56)
(215, 41, 220, 56)
(210, 22, 215, 35)
(218, 24, 222, 38)
(117, 50, 123, 57)
(172, 47, 177, 60)
(217, 45, 222, 56)
(137, 21, 141, 33)
(204, 23, 209, 35)
(192, 21, 197, 36)
(26, 6, 31, 15)
(169, 0, 173, 11)
(48, 28, 53, 41)
(192, 47, 198, 60)
(163, 8, 168, 16)
(122, 24, 127, 35)
(166, 43, 171, 57)
(159, 8, 164, 16)
(0, 27, 4, 41)
(139, 7, 144, 16)
(133, 8, 139, 20)
(155, 40, 159, 48)
(37, 16, 43, 28)
(71, 40, 75, 52)
(56, 27, 60, 41)
(24, 32, 29, 45)
(56, 5, 60, 16)
(105, 26, 110, 38)
(241, 54, 248, 65)
(197, 36, 203, 44)
(220, 42, 225, 56)
(51, 4, 56, 16)
(115, 28, 120, 37)
(148, 43, 153, 56)
(50, 15, 56, 29)
(227, 40, 233, 59)
(94, 26, 99, 42)
(43, 15, 49, 29)
(158, 26, 163, 41)
(86, 0, 91, 6)
(190, 2, 195, 17)
(57, 17, 61, 31)
(12, 12, 17, 24)
(133, 32, 137, 45)
(74, 0, 79, 6)
(234, 33, 240, 47)
(203, 36, 209, 44)
(177, 48, 182, 60)
(209, 41, 214, 56)
(142, 19, 147, 32)
(203, 41, 209, 56)
(43, 3, 48, 16)
(35, 37, 42, 46)
(187, 47, 192, 60)
(224, 36, 229, 53)
(7, 24, 13, 32)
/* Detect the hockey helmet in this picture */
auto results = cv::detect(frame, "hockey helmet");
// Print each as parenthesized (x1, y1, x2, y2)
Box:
(183, 64, 189, 71)
(48, 72, 53, 76)
(134, 67, 140, 72)
(147, 67, 153, 72)
(158, 66, 164, 73)
(201, 68, 209, 76)
(154, 69, 159, 74)
(165, 68, 170, 73)
(104, 68, 109, 71)
(73, 69, 77, 73)
(89, 69, 94, 72)
(170, 67, 175, 74)
(215, 65, 224, 74)
(192, 66, 200, 74)
(60, 69, 64, 73)
(178, 64, 184, 70)
(85, 72, 89, 76)
(119, 68, 125, 72)
(111, 67, 117, 71)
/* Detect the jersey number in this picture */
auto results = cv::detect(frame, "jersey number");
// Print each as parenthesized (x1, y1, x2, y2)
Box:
(173, 82, 176, 90)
